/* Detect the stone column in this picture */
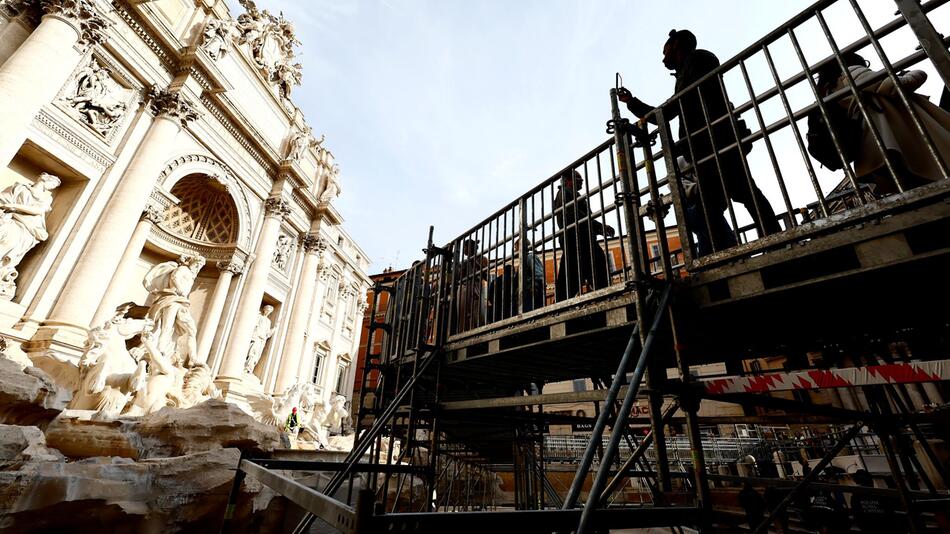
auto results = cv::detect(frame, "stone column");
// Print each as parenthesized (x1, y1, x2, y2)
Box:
(90, 204, 163, 326)
(195, 260, 243, 365)
(45, 88, 200, 334)
(274, 235, 326, 393)
(0, 0, 109, 166)
(216, 198, 290, 384)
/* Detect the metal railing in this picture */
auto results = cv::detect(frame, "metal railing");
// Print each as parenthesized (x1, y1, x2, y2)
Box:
(375, 0, 950, 357)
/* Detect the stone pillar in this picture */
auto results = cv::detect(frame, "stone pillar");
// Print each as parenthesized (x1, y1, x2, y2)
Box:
(195, 260, 243, 365)
(274, 235, 326, 393)
(90, 204, 163, 326)
(216, 198, 289, 384)
(0, 0, 109, 166)
(45, 88, 200, 335)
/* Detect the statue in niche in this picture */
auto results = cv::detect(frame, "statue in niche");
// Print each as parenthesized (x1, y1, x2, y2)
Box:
(63, 62, 127, 135)
(0, 173, 60, 301)
(244, 305, 276, 375)
(201, 17, 234, 60)
(143, 254, 205, 368)
(272, 234, 293, 271)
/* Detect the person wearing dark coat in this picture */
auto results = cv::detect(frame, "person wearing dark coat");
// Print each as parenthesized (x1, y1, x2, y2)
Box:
(553, 171, 614, 301)
(618, 29, 780, 256)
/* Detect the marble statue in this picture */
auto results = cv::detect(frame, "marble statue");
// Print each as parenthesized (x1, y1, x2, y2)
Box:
(63, 62, 127, 134)
(286, 127, 323, 162)
(70, 305, 152, 420)
(200, 17, 234, 60)
(319, 168, 340, 203)
(326, 394, 351, 435)
(236, 0, 301, 95)
(0, 173, 60, 300)
(274, 61, 302, 100)
(143, 255, 205, 368)
(244, 305, 276, 375)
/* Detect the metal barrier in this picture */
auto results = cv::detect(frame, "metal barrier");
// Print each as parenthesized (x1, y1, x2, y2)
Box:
(375, 0, 950, 353)
(641, 0, 950, 268)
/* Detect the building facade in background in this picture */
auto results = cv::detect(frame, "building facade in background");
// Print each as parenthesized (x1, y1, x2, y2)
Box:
(0, 0, 369, 414)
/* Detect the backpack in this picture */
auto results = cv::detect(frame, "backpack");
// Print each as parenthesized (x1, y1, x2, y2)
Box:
(806, 98, 863, 171)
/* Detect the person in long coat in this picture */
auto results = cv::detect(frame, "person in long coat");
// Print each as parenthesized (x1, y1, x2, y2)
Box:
(619, 29, 780, 255)
(832, 60, 950, 194)
(554, 171, 614, 301)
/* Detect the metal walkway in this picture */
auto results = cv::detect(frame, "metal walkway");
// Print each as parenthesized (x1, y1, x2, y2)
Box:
(220, 1, 950, 532)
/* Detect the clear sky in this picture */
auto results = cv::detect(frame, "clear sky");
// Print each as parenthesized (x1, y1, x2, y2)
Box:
(231, 0, 948, 272)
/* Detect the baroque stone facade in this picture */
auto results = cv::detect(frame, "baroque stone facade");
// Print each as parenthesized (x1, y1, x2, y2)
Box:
(0, 0, 370, 431)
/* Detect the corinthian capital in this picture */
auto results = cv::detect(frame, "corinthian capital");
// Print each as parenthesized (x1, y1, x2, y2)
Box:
(264, 197, 291, 218)
(40, 0, 110, 47)
(216, 260, 244, 275)
(301, 234, 327, 254)
(141, 204, 163, 224)
(147, 86, 201, 126)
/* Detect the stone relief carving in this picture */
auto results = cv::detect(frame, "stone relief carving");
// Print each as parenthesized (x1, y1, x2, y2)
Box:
(60, 59, 129, 136)
(272, 233, 293, 271)
(0, 172, 60, 301)
(244, 305, 276, 375)
(235, 0, 301, 99)
(200, 17, 234, 61)
(141, 203, 163, 225)
(148, 86, 202, 126)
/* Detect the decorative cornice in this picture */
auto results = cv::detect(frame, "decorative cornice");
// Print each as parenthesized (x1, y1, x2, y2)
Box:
(301, 234, 326, 254)
(109, 0, 174, 75)
(263, 197, 291, 218)
(200, 94, 276, 176)
(41, 0, 110, 47)
(33, 110, 113, 169)
(148, 86, 201, 126)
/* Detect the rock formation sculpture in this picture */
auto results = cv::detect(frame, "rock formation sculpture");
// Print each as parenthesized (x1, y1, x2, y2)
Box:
(0, 173, 60, 300)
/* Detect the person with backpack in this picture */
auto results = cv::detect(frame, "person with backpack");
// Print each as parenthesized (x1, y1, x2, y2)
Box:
(618, 29, 780, 256)
(813, 52, 950, 196)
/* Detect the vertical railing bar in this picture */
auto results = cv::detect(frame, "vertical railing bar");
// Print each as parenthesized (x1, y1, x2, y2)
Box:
(849, 0, 949, 180)
(715, 73, 771, 236)
(814, 10, 905, 193)
(762, 42, 830, 217)
(695, 84, 743, 245)
(738, 59, 797, 226)
(677, 98, 721, 254)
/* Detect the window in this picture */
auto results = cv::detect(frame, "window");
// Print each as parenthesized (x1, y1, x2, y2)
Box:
(334, 360, 349, 394)
(311, 348, 327, 384)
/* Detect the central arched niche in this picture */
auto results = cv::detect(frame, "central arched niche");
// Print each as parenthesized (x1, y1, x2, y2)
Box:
(164, 174, 239, 245)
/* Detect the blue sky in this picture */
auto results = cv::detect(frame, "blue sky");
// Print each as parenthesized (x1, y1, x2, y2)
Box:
(233, 0, 948, 272)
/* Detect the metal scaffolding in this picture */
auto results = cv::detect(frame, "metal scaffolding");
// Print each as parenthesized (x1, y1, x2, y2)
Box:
(221, 1, 950, 532)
